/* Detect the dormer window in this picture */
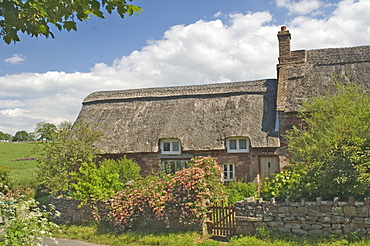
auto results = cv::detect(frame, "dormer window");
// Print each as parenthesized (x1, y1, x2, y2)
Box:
(160, 139, 181, 154)
(226, 137, 249, 153)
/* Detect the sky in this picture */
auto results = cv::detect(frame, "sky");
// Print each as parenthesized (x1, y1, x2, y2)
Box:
(1, 0, 370, 135)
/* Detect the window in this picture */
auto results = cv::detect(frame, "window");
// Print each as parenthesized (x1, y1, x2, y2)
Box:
(223, 163, 235, 181)
(160, 139, 181, 154)
(226, 137, 249, 153)
(162, 160, 188, 174)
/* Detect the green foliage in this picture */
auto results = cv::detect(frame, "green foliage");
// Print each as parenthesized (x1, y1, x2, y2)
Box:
(0, 165, 11, 185)
(260, 168, 304, 201)
(0, 188, 60, 245)
(36, 121, 104, 195)
(70, 157, 141, 205)
(225, 181, 258, 204)
(110, 156, 226, 231)
(0, 131, 12, 141)
(274, 82, 370, 200)
(35, 122, 57, 142)
(0, 0, 143, 44)
(12, 130, 33, 142)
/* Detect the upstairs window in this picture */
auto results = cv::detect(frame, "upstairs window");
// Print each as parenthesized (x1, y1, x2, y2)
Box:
(226, 137, 249, 153)
(160, 139, 181, 154)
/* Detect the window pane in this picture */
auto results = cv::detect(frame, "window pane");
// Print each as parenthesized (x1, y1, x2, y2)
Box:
(229, 140, 237, 149)
(239, 139, 247, 149)
(230, 170, 234, 179)
(170, 161, 176, 173)
(163, 142, 171, 151)
(172, 141, 180, 151)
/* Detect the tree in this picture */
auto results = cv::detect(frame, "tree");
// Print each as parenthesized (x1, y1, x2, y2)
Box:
(36, 121, 104, 194)
(262, 82, 370, 200)
(70, 157, 141, 205)
(12, 130, 32, 142)
(35, 122, 57, 142)
(0, 131, 12, 141)
(58, 120, 73, 131)
(0, 0, 142, 44)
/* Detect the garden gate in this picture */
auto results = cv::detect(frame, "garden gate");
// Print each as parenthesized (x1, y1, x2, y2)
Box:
(207, 202, 235, 237)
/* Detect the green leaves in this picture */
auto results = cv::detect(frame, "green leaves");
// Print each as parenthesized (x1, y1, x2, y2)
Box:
(63, 21, 77, 31)
(283, 81, 370, 200)
(0, 0, 143, 43)
(109, 157, 227, 231)
(36, 121, 105, 195)
(70, 157, 141, 206)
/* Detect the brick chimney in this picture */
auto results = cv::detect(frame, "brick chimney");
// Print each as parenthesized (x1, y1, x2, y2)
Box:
(277, 26, 291, 63)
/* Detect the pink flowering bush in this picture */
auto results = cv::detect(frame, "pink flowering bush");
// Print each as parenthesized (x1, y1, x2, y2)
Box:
(109, 156, 226, 231)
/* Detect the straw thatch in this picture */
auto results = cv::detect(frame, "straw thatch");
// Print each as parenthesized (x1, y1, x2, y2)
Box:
(283, 45, 370, 112)
(76, 79, 279, 154)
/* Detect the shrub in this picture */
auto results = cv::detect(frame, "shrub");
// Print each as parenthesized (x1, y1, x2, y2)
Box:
(36, 121, 104, 195)
(0, 165, 11, 191)
(275, 82, 370, 200)
(225, 181, 257, 204)
(0, 187, 60, 245)
(70, 157, 141, 206)
(259, 168, 304, 201)
(109, 156, 227, 231)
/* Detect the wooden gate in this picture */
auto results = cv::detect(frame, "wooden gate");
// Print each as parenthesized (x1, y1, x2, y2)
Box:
(207, 201, 236, 237)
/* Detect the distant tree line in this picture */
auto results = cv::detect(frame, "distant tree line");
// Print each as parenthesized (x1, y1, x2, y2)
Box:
(0, 121, 72, 142)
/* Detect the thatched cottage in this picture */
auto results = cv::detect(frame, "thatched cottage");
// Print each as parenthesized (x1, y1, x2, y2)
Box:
(76, 27, 370, 183)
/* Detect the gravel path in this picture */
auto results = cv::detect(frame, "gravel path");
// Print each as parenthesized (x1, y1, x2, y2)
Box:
(43, 237, 111, 246)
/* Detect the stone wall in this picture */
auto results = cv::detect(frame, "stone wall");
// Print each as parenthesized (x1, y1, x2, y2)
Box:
(236, 196, 370, 236)
(49, 196, 101, 224)
(50, 196, 203, 232)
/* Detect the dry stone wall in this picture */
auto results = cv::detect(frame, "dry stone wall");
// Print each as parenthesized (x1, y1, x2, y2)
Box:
(236, 196, 370, 236)
(50, 196, 203, 232)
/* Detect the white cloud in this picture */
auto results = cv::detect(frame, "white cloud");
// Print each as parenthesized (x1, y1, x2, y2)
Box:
(0, 100, 25, 108)
(0, 0, 369, 135)
(0, 108, 29, 118)
(276, 0, 324, 15)
(4, 53, 26, 64)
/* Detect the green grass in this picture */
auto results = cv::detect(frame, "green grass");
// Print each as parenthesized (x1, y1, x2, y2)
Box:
(55, 224, 370, 246)
(0, 142, 41, 185)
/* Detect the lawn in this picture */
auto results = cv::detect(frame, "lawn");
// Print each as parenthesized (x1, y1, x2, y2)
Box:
(56, 224, 370, 246)
(0, 142, 41, 185)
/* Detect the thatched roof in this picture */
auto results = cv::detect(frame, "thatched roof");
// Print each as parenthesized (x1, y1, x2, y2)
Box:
(76, 80, 279, 154)
(282, 45, 370, 112)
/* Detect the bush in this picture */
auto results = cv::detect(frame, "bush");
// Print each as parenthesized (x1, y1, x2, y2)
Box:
(109, 156, 227, 231)
(0, 187, 60, 245)
(225, 181, 257, 204)
(259, 168, 304, 201)
(275, 82, 370, 200)
(70, 157, 141, 205)
(36, 121, 104, 195)
(0, 165, 11, 190)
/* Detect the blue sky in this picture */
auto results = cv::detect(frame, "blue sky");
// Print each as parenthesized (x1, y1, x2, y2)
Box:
(1, 0, 369, 135)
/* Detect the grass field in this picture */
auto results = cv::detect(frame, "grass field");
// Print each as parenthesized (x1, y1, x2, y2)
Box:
(56, 224, 370, 246)
(0, 142, 41, 185)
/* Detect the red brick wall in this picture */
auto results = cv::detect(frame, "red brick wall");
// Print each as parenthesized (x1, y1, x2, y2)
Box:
(101, 148, 280, 184)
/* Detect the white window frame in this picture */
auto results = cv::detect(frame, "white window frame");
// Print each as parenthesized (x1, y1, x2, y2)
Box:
(226, 137, 249, 153)
(161, 160, 187, 174)
(160, 139, 181, 154)
(223, 163, 235, 181)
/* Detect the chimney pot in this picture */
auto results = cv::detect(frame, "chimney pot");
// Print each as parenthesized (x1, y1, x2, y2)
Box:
(281, 26, 287, 31)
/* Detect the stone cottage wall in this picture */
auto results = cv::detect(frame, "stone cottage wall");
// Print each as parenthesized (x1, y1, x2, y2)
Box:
(236, 196, 370, 236)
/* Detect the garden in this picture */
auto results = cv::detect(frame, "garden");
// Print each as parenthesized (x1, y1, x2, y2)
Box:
(1, 82, 370, 245)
